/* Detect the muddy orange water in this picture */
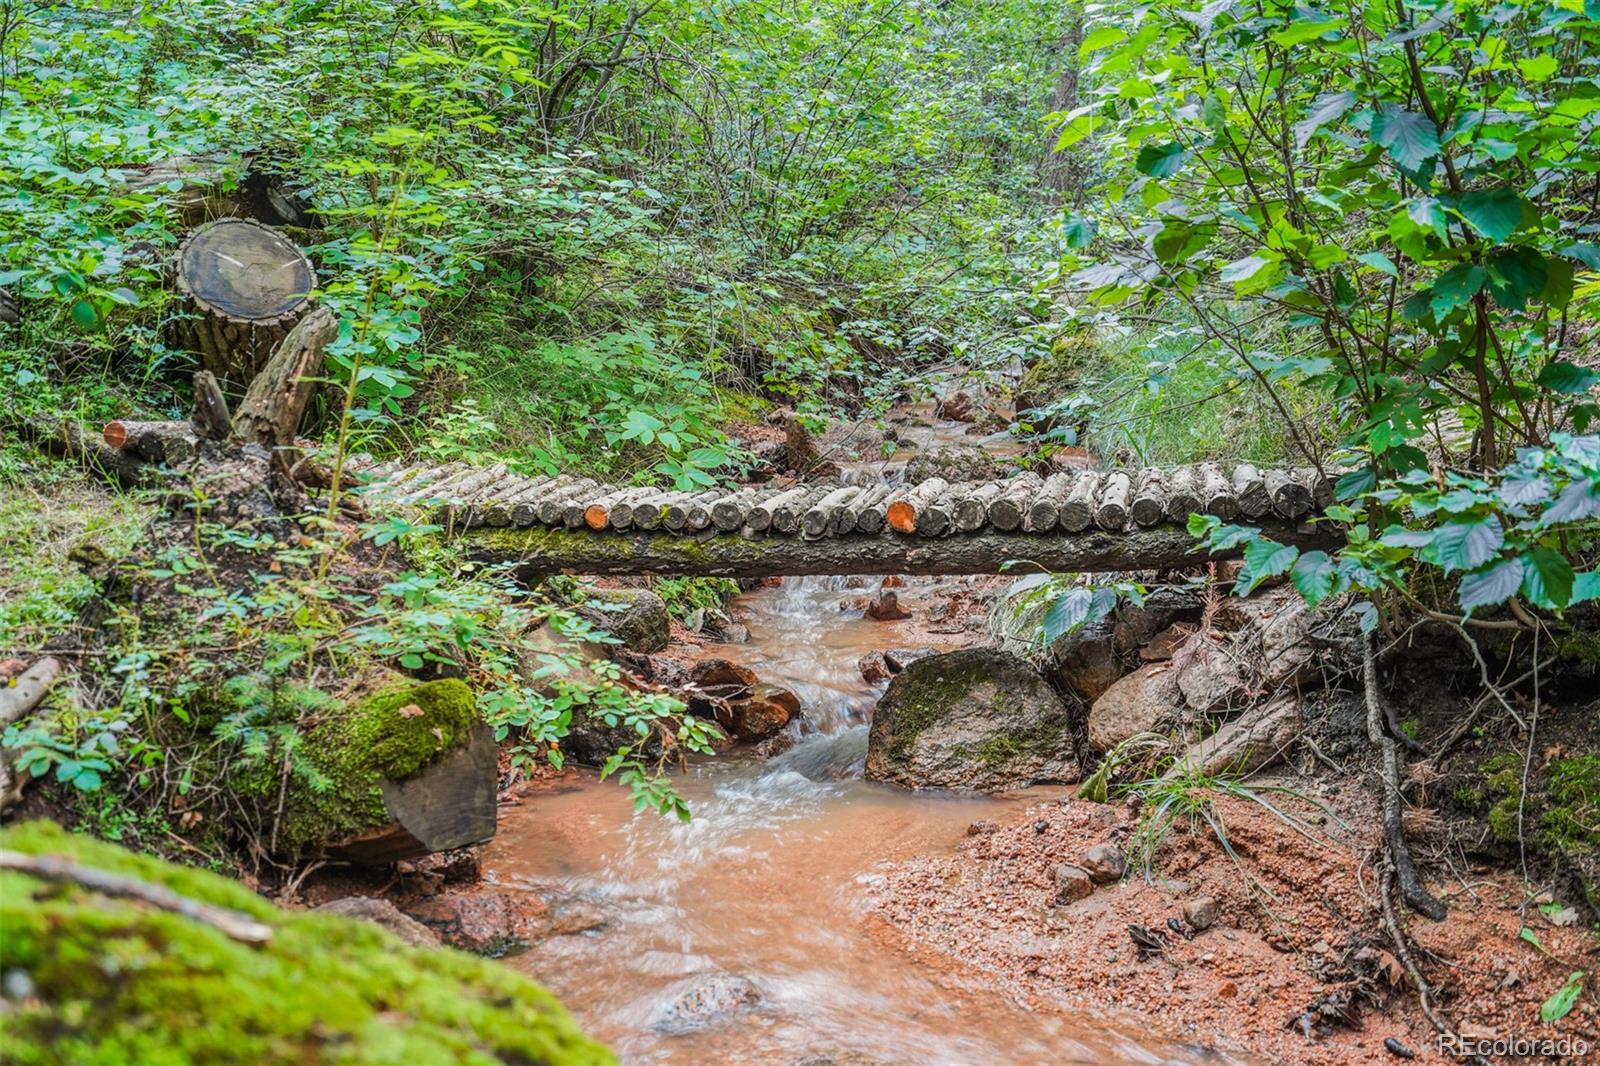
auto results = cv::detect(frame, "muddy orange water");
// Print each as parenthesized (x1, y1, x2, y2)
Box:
(486, 577, 1224, 1064)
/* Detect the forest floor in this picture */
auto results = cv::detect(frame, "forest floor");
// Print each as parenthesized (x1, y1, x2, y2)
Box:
(871, 781, 1598, 1065)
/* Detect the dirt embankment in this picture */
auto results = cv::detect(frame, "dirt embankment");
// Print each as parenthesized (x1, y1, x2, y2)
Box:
(872, 787, 1598, 1065)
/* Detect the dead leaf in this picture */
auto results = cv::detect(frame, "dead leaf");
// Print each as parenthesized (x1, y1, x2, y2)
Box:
(1545, 906, 1579, 928)
(430, 726, 444, 743)
(398, 703, 424, 719)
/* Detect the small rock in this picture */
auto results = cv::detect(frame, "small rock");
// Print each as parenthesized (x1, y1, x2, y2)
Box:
(653, 972, 761, 1034)
(881, 575, 907, 589)
(858, 651, 892, 684)
(935, 390, 976, 422)
(864, 590, 912, 622)
(1182, 895, 1220, 932)
(883, 647, 935, 673)
(719, 623, 751, 644)
(315, 896, 444, 948)
(1080, 843, 1126, 884)
(967, 820, 997, 836)
(689, 658, 760, 701)
(1051, 864, 1094, 905)
(1033, 820, 1048, 833)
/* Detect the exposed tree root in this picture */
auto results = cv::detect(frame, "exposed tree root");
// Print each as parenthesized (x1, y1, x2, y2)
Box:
(1364, 635, 1447, 921)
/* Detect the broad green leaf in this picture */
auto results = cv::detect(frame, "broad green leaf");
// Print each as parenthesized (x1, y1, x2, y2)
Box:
(1430, 264, 1485, 316)
(1486, 248, 1546, 310)
(1079, 26, 1128, 56)
(1135, 142, 1187, 179)
(1271, 12, 1343, 46)
(1335, 467, 1376, 499)
(1238, 538, 1299, 595)
(1518, 54, 1558, 81)
(1291, 550, 1339, 606)
(1430, 517, 1504, 573)
(1371, 106, 1440, 174)
(1293, 90, 1356, 148)
(1458, 557, 1523, 613)
(1520, 547, 1574, 610)
(1540, 974, 1584, 1024)
(1536, 362, 1600, 394)
(1356, 252, 1399, 277)
(1563, 242, 1600, 270)
(70, 300, 98, 330)
(1457, 188, 1524, 243)
(1062, 212, 1096, 249)
(1572, 572, 1600, 606)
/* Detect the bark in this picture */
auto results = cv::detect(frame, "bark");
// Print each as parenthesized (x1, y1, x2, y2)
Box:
(13, 416, 152, 488)
(988, 473, 1044, 532)
(191, 371, 233, 441)
(886, 478, 950, 534)
(231, 306, 336, 456)
(1267, 468, 1313, 518)
(1232, 463, 1271, 518)
(1060, 471, 1100, 532)
(1094, 471, 1132, 530)
(101, 420, 198, 467)
(484, 523, 1337, 579)
(1164, 466, 1202, 523)
(1198, 462, 1239, 520)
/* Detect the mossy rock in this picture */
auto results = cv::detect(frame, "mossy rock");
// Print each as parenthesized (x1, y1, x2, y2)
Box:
(0, 820, 614, 1065)
(571, 585, 670, 654)
(1015, 330, 1098, 424)
(230, 675, 496, 861)
(1474, 736, 1600, 913)
(864, 648, 1079, 792)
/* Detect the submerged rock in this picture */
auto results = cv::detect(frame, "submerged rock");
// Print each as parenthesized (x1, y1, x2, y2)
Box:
(653, 972, 761, 1034)
(719, 683, 802, 741)
(865, 648, 1078, 792)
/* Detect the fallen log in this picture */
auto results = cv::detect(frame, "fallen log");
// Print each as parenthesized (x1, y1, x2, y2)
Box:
(2, 658, 63, 815)
(14, 416, 152, 488)
(1198, 462, 1239, 520)
(102, 420, 198, 467)
(988, 473, 1044, 532)
(1094, 471, 1132, 530)
(1232, 463, 1271, 518)
(480, 522, 1338, 579)
(1060, 471, 1100, 532)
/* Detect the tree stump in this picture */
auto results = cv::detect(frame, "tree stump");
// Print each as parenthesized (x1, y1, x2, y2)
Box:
(175, 219, 316, 390)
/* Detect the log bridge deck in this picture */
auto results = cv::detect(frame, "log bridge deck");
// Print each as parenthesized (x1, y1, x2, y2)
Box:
(361, 461, 1338, 578)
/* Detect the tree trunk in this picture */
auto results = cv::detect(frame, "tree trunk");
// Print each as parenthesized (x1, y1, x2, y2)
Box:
(175, 219, 316, 391)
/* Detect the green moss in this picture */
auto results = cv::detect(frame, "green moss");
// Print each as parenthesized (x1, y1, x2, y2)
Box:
(232, 677, 477, 852)
(0, 821, 613, 1066)
(883, 652, 1001, 760)
(1017, 331, 1097, 415)
(1546, 755, 1600, 854)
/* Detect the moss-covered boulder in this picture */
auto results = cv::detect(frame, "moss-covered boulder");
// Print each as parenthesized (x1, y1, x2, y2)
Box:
(1015, 330, 1098, 429)
(231, 675, 497, 862)
(0, 820, 613, 1065)
(865, 648, 1079, 792)
(572, 585, 670, 654)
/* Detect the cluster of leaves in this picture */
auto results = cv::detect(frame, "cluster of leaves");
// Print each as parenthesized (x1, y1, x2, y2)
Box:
(1194, 432, 1600, 619)
(1048, 0, 1600, 625)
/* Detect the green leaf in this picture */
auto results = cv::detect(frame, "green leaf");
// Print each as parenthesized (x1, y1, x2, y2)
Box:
(1536, 362, 1600, 394)
(1485, 248, 1546, 310)
(1238, 538, 1299, 595)
(1062, 212, 1096, 249)
(1079, 26, 1128, 56)
(1135, 142, 1187, 179)
(1335, 467, 1376, 500)
(1291, 550, 1339, 607)
(1430, 264, 1485, 317)
(1458, 557, 1523, 614)
(70, 299, 98, 330)
(1041, 588, 1093, 643)
(1540, 973, 1584, 1024)
(1571, 572, 1600, 606)
(1371, 106, 1440, 174)
(1293, 90, 1356, 148)
(1356, 252, 1399, 277)
(1430, 517, 1504, 573)
(1271, 12, 1343, 46)
(1518, 54, 1558, 82)
(1457, 188, 1524, 244)
(1521, 547, 1574, 610)
(1563, 242, 1600, 270)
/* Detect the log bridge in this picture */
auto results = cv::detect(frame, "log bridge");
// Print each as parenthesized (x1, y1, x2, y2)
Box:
(359, 461, 1340, 578)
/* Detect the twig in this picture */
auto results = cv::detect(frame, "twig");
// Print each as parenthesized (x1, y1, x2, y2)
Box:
(0, 849, 274, 944)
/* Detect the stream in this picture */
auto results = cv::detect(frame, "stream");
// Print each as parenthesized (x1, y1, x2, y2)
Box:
(484, 400, 1208, 1063)
(486, 575, 1211, 1064)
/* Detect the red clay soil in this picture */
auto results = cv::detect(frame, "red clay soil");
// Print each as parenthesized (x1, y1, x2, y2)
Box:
(872, 788, 1599, 1065)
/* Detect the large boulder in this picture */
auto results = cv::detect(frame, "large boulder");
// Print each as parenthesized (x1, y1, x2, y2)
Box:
(0, 821, 610, 1065)
(1087, 663, 1186, 752)
(229, 674, 497, 862)
(572, 585, 670, 654)
(865, 648, 1078, 792)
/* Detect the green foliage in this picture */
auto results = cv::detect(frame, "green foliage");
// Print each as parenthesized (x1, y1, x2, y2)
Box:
(1058, 0, 1600, 625)
(1001, 570, 1146, 646)
(0, 820, 614, 1065)
(652, 577, 742, 623)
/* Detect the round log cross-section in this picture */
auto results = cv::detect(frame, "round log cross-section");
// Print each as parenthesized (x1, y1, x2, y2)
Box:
(176, 219, 316, 390)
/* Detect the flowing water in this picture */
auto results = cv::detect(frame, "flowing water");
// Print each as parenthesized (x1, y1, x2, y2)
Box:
(484, 401, 1204, 1062)
(486, 576, 1208, 1064)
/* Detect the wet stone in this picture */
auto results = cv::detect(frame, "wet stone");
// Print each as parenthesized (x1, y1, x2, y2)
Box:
(1051, 863, 1094, 905)
(1081, 843, 1126, 884)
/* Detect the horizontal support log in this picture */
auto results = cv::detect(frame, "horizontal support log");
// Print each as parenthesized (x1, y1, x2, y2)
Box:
(471, 522, 1337, 579)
